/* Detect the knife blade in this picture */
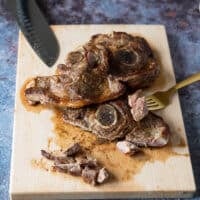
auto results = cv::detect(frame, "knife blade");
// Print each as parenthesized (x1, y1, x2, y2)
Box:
(6, 0, 59, 67)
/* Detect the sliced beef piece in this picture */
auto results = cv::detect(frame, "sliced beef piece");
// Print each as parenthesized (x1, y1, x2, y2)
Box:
(61, 100, 170, 147)
(24, 44, 125, 108)
(89, 32, 160, 89)
(128, 90, 148, 121)
(41, 150, 57, 160)
(125, 112, 170, 147)
(41, 144, 110, 185)
(81, 165, 109, 185)
(54, 163, 82, 176)
(64, 143, 82, 156)
(116, 141, 141, 155)
(97, 168, 110, 184)
(81, 167, 98, 185)
(41, 150, 73, 164)
(76, 156, 99, 169)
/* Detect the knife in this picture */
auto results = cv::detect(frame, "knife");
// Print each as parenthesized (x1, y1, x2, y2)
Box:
(6, 0, 59, 67)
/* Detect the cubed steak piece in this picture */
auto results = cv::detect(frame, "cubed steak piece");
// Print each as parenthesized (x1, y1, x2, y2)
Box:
(128, 90, 149, 121)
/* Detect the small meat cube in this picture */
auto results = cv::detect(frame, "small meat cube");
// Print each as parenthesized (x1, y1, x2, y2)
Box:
(54, 163, 82, 176)
(41, 150, 71, 164)
(128, 90, 148, 121)
(41, 150, 55, 160)
(128, 90, 141, 106)
(147, 126, 169, 147)
(116, 141, 140, 155)
(97, 168, 109, 184)
(82, 167, 98, 185)
(66, 163, 82, 176)
(64, 143, 82, 156)
(78, 157, 98, 169)
(130, 96, 148, 121)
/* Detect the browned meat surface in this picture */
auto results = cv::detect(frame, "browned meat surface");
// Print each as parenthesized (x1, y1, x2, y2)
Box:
(126, 112, 169, 147)
(25, 46, 125, 108)
(24, 32, 159, 108)
(89, 32, 160, 88)
(41, 143, 109, 185)
(81, 167, 98, 185)
(64, 143, 82, 156)
(61, 100, 170, 147)
(128, 90, 148, 121)
(41, 149, 75, 163)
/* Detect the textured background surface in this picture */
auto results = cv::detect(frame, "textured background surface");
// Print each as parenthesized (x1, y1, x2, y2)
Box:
(0, 0, 199, 200)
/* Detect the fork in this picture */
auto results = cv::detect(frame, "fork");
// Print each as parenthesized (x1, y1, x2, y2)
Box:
(146, 72, 200, 110)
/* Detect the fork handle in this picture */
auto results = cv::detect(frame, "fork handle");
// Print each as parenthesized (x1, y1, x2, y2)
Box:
(170, 72, 200, 92)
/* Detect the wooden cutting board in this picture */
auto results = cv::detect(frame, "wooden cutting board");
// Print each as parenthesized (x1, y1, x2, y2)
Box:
(10, 25, 196, 199)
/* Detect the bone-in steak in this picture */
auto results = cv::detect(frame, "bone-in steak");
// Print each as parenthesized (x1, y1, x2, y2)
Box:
(89, 32, 160, 88)
(24, 32, 159, 108)
(61, 99, 170, 147)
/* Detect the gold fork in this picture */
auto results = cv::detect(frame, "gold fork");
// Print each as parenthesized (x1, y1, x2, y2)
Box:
(146, 72, 200, 110)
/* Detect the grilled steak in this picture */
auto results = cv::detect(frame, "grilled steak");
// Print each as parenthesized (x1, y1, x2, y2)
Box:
(41, 143, 109, 185)
(25, 44, 125, 108)
(24, 32, 159, 108)
(61, 99, 170, 147)
(89, 32, 160, 88)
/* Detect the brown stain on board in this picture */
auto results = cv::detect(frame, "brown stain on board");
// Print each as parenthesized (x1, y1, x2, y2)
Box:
(22, 82, 187, 182)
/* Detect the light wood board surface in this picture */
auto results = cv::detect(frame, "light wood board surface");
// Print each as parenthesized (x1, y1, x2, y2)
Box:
(10, 25, 196, 199)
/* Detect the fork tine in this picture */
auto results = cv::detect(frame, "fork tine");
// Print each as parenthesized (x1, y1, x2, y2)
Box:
(145, 97, 154, 101)
(147, 105, 164, 111)
(146, 102, 158, 106)
(146, 100, 156, 104)
(146, 100, 157, 104)
(145, 98, 157, 103)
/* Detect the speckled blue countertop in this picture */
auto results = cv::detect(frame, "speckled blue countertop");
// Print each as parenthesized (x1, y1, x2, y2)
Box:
(0, 1, 199, 200)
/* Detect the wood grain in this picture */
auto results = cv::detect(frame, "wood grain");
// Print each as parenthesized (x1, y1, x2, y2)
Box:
(10, 25, 196, 199)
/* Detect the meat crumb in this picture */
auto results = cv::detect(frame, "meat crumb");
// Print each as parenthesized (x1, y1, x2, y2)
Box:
(97, 168, 109, 183)
(82, 167, 98, 185)
(64, 143, 82, 156)
(116, 141, 141, 155)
